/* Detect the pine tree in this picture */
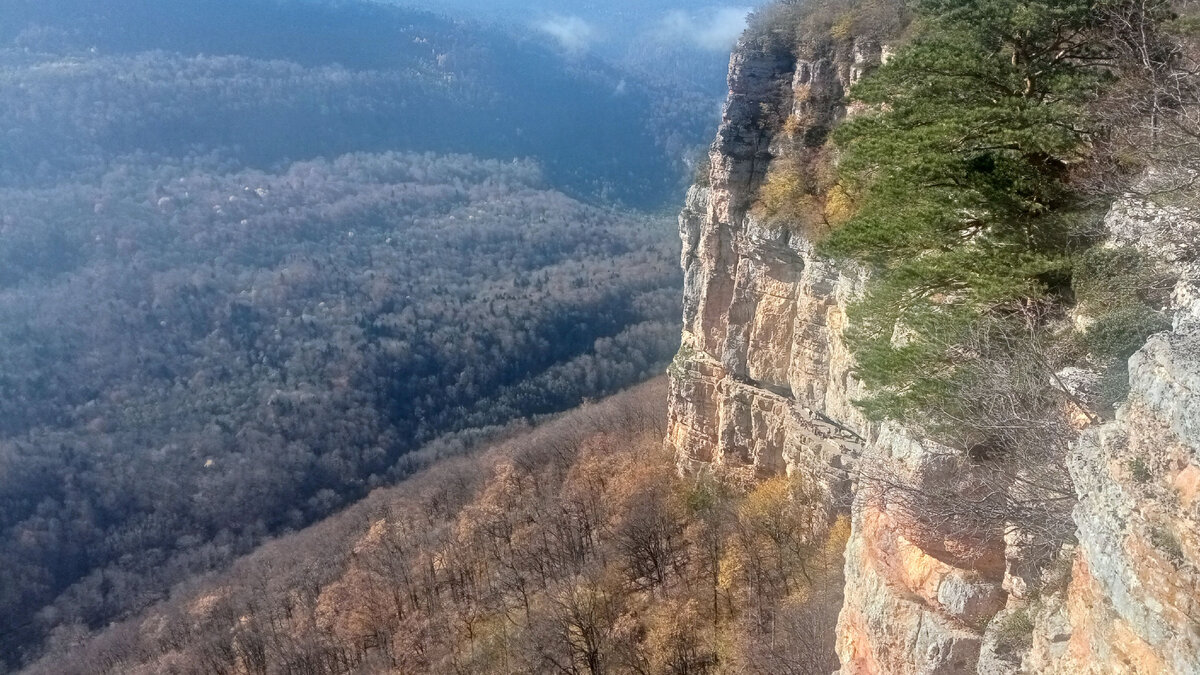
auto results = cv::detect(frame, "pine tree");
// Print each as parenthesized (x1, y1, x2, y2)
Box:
(821, 0, 1122, 423)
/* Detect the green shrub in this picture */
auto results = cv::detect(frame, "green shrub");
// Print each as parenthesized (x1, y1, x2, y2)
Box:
(1150, 526, 1185, 563)
(692, 152, 712, 188)
(1095, 362, 1132, 414)
(1073, 247, 1173, 310)
(994, 608, 1035, 653)
(818, 0, 1122, 426)
(1129, 457, 1153, 483)
(1073, 246, 1172, 409)
(667, 344, 696, 379)
(1086, 305, 1170, 363)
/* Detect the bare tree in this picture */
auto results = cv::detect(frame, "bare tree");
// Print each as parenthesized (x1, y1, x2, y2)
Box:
(1086, 0, 1200, 199)
(855, 309, 1085, 572)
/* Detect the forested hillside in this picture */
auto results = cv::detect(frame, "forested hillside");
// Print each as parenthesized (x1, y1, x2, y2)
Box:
(405, 0, 756, 95)
(0, 150, 681, 671)
(0, 0, 712, 668)
(23, 380, 848, 675)
(0, 0, 714, 206)
(13, 0, 1200, 672)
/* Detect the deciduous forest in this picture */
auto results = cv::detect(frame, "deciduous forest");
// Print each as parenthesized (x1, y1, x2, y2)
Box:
(7, 0, 1200, 672)
(0, 150, 684, 669)
(22, 381, 848, 675)
(0, 0, 718, 668)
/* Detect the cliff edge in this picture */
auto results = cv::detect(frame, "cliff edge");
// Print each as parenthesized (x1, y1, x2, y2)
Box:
(666, 33, 1200, 675)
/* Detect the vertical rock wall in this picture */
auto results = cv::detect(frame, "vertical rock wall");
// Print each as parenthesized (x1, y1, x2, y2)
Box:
(665, 39, 1011, 674)
(666, 37, 1200, 675)
(1026, 201, 1200, 675)
(667, 40, 869, 487)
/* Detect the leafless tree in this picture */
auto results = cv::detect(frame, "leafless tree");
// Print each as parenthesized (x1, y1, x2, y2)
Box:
(1085, 0, 1200, 200)
(856, 309, 1085, 569)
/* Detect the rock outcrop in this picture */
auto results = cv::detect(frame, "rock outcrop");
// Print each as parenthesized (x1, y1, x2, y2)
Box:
(668, 40, 868, 488)
(1024, 200, 1200, 675)
(666, 37, 1011, 674)
(667, 36, 1200, 675)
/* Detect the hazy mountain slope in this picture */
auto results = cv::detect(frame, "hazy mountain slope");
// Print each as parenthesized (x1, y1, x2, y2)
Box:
(397, 0, 761, 92)
(0, 0, 713, 206)
(0, 0, 718, 668)
(0, 151, 681, 671)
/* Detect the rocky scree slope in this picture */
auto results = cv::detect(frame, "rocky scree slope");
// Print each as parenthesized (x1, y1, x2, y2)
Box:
(666, 34, 1200, 675)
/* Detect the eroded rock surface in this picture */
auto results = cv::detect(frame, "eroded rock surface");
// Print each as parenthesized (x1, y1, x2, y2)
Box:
(1027, 200, 1200, 675)
(668, 41, 868, 489)
(667, 37, 1200, 675)
(666, 39, 1012, 674)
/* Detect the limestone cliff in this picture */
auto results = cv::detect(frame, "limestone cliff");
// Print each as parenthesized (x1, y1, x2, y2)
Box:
(668, 40, 870, 486)
(666, 36, 1200, 675)
(1020, 200, 1200, 675)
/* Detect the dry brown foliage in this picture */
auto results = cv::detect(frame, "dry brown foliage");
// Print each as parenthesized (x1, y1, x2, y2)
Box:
(27, 379, 847, 675)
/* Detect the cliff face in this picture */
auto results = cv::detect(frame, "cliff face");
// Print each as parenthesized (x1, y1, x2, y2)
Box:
(667, 38, 1200, 675)
(1025, 201, 1200, 675)
(668, 41, 869, 487)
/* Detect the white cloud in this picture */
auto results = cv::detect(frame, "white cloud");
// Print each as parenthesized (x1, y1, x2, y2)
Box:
(656, 7, 751, 52)
(534, 15, 596, 54)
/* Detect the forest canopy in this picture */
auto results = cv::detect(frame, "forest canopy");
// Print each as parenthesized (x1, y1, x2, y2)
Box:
(23, 381, 848, 675)
(0, 149, 684, 672)
(0, 0, 717, 668)
(0, 0, 716, 207)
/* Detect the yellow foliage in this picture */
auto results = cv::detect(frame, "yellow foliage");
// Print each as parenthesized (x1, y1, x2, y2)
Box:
(740, 475, 794, 519)
(80, 380, 852, 674)
(717, 545, 746, 594)
(754, 161, 820, 231)
(739, 474, 823, 534)
(824, 184, 855, 226)
(754, 149, 853, 237)
(782, 113, 806, 138)
(830, 14, 856, 41)
(825, 514, 852, 556)
(643, 598, 716, 675)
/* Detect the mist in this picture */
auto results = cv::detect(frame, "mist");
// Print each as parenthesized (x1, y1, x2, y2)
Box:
(534, 15, 597, 54)
(656, 7, 754, 51)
